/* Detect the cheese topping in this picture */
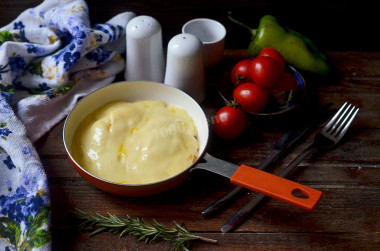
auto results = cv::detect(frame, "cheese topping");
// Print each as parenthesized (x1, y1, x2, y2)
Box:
(71, 100, 199, 184)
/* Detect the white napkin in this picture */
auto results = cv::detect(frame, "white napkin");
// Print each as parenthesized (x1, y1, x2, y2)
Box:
(0, 0, 135, 249)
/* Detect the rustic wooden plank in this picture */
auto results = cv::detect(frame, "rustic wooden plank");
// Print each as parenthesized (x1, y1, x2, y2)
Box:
(41, 138, 380, 183)
(36, 54, 380, 157)
(17, 50, 380, 158)
(48, 174, 380, 232)
(40, 125, 380, 190)
(327, 52, 380, 79)
(224, 50, 380, 79)
(52, 231, 379, 251)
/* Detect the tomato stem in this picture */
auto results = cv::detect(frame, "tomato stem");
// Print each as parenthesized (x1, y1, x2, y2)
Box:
(226, 99, 241, 108)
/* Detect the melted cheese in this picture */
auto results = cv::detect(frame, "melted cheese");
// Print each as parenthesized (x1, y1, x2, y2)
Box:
(71, 100, 199, 184)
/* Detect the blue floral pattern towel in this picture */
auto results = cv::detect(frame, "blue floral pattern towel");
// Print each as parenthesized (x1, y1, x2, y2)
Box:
(0, 0, 135, 250)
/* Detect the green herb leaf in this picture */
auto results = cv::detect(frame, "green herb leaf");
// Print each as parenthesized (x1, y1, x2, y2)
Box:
(73, 209, 217, 250)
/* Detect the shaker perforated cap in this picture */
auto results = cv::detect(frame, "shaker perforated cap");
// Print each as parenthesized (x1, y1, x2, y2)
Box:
(167, 33, 203, 57)
(126, 15, 161, 39)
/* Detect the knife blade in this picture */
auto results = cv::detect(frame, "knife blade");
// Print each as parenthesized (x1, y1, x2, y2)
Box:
(201, 103, 333, 217)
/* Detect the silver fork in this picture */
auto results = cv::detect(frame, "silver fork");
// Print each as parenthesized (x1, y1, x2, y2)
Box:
(221, 102, 360, 233)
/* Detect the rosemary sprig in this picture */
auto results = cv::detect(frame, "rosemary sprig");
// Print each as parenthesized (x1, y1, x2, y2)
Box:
(73, 209, 217, 251)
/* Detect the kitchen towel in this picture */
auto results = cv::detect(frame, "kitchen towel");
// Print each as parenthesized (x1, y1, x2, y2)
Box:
(0, 0, 135, 250)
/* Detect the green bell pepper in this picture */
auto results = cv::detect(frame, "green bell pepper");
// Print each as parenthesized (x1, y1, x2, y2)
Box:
(228, 14, 330, 75)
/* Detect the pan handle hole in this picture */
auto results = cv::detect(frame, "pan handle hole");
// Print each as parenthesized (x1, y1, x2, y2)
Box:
(291, 188, 310, 199)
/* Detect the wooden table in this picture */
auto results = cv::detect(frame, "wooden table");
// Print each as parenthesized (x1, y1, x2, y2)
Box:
(1, 1, 379, 249)
(34, 50, 380, 250)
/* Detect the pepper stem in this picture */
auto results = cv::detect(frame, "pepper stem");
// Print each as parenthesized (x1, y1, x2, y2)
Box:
(228, 12, 257, 37)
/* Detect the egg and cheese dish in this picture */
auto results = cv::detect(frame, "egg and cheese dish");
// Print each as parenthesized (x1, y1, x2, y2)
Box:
(71, 100, 199, 184)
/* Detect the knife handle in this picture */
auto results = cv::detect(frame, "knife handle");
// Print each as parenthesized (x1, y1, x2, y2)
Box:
(230, 165, 322, 211)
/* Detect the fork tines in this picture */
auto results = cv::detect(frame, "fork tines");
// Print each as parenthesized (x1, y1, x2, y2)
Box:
(324, 102, 359, 139)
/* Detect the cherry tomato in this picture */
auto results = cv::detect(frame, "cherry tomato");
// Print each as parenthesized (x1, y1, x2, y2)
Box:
(259, 48, 286, 72)
(233, 83, 269, 113)
(271, 72, 299, 102)
(214, 106, 246, 139)
(230, 59, 253, 86)
(250, 56, 282, 88)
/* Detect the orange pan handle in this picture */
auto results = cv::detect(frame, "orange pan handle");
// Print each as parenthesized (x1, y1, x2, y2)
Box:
(230, 165, 322, 211)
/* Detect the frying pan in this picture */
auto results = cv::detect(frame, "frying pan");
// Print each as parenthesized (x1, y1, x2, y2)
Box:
(63, 81, 321, 210)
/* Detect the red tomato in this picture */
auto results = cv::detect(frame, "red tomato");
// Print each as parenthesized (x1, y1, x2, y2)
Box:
(259, 48, 286, 72)
(250, 56, 282, 88)
(214, 106, 247, 139)
(230, 59, 253, 86)
(271, 72, 299, 102)
(233, 83, 268, 113)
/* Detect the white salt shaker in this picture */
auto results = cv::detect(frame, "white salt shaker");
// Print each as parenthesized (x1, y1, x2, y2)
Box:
(125, 15, 165, 82)
(164, 33, 206, 103)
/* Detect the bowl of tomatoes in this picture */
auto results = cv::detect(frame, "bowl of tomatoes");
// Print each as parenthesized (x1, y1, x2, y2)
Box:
(218, 48, 306, 116)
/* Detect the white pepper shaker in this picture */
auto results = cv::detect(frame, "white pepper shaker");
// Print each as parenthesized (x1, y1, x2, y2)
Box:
(164, 33, 206, 103)
(125, 15, 165, 82)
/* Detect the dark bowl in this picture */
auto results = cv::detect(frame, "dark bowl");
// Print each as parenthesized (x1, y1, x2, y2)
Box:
(218, 65, 306, 116)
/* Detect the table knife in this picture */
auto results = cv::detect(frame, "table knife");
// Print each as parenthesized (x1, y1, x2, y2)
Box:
(220, 104, 333, 233)
(201, 103, 332, 217)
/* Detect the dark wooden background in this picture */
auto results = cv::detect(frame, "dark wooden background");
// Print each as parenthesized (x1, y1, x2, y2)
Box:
(1, 0, 379, 51)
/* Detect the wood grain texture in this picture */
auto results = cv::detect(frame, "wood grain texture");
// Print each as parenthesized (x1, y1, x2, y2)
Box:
(30, 51, 380, 250)
(1, 1, 380, 249)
